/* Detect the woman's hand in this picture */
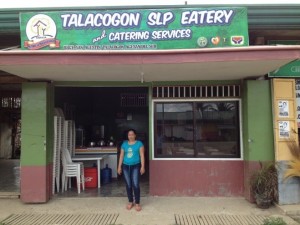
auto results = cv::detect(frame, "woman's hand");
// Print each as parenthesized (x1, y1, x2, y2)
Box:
(140, 167, 145, 175)
(139, 146, 145, 175)
(118, 149, 124, 175)
(117, 166, 122, 175)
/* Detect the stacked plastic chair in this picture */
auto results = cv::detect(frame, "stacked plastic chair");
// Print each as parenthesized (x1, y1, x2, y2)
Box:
(64, 120, 75, 157)
(52, 108, 65, 194)
(53, 109, 82, 194)
(61, 148, 85, 194)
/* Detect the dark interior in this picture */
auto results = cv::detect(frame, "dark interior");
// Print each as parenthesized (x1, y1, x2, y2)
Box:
(55, 87, 149, 148)
(54, 86, 150, 190)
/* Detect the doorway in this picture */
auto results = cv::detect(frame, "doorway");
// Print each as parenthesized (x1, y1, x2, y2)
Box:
(0, 84, 21, 195)
(54, 86, 149, 197)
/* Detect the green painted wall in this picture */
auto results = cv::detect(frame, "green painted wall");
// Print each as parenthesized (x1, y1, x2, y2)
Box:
(21, 82, 54, 166)
(242, 80, 274, 161)
(46, 84, 54, 164)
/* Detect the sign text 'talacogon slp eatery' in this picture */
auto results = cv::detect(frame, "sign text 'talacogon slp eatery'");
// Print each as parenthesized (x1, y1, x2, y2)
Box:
(20, 7, 249, 50)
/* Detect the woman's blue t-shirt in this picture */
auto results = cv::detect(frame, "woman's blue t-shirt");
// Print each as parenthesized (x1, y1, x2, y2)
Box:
(121, 140, 143, 165)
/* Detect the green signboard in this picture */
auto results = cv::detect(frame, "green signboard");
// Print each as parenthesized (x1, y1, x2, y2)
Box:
(269, 60, 300, 77)
(20, 8, 249, 50)
(269, 40, 300, 77)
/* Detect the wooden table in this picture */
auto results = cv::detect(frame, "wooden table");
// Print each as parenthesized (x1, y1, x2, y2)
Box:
(72, 155, 108, 188)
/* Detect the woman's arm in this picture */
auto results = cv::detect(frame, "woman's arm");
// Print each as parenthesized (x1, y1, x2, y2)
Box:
(139, 146, 145, 175)
(118, 149, 125, 175)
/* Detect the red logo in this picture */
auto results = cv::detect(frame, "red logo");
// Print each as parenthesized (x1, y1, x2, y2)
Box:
(231, 36, 244, 45)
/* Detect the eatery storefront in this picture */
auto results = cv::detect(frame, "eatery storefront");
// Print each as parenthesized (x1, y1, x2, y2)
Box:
(0, 6, 300, 204)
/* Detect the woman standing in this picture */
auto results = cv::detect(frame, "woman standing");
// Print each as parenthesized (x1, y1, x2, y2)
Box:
(118, 129, 145, 211)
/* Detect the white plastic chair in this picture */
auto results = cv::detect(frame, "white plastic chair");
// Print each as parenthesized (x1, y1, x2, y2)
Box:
(61, 148, 85, 194)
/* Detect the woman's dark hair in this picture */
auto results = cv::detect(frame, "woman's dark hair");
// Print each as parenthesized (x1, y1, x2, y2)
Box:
(127, 128, 137, 135)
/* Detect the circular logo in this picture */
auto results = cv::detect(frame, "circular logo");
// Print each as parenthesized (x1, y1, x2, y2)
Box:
(26, 14, 56, 42)
(197, 37, 208, 48)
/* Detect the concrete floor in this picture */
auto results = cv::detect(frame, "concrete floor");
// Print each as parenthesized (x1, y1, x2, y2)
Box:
(0, 158, 149, 198)
(0, 161, 298, 224)
(0, 159, 20, 193)
(57, 177, 149, 198)
(277, 204, 300, 224)
(0, 197, 299, 225)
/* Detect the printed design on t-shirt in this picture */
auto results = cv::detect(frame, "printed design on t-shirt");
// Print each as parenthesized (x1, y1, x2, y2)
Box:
(127, 147, 133, 158)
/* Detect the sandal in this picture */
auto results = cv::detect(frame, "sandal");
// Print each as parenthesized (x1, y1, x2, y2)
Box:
(126, 202, 134, 210)
(135, 204, 142, 211)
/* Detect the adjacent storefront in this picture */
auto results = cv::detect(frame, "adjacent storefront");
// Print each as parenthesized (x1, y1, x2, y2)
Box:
(268, 40, 300, 204)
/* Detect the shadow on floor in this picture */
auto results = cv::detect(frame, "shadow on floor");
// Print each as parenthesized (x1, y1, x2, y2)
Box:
(56, 176, 149, 198)
(0, 159, 20, 193)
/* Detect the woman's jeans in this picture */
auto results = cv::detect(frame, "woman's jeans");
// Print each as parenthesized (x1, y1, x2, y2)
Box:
(122, 163, 141, 204)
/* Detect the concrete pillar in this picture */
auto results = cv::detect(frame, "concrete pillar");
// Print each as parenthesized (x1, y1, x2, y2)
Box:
(20, 82, 54, 203)
(242, 80, 275, 202)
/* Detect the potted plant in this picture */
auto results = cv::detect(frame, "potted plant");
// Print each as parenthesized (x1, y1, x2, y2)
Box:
(284, 140, 300, 180)
(250, 162, 278, 209)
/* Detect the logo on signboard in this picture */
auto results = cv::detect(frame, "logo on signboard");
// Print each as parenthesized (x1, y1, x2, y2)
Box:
(231, 36, 244, 45)
(24, 14, 60, 50)
(211, 37, 220, 45)
(197, 37, 208, 48)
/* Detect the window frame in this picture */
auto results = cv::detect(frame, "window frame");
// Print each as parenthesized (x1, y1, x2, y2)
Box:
(152, 98, 243, 160)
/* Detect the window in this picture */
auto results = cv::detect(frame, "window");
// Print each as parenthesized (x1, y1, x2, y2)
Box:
(154, 100, 240, 158)
(1, 97, 21, 109)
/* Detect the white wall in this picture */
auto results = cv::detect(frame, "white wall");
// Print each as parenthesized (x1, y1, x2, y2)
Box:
(1, 0, 300, 9)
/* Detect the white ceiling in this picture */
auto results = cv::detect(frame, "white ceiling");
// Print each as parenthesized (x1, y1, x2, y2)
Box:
(0, 58, 294, 82)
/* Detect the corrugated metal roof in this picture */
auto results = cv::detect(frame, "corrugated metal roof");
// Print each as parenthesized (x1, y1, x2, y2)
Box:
(0, 5, 300, 34)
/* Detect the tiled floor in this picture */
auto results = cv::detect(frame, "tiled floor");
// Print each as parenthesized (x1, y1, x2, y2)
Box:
(174, 214, 269, 225)
(57, 176, 149, 198)
(0, 159, 20, 193)
(2, 213, 119, 225)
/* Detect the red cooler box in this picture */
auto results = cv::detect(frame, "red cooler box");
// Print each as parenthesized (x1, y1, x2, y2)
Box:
(84, 167, 98, 188)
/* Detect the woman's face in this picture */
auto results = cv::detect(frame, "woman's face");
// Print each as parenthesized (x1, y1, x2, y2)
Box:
(128, 131, 136, 142)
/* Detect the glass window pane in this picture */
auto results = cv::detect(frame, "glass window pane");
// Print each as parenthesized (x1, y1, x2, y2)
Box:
(155, 102, 194, 157)
(154, 101, 240, 158)
(195, 101, 240, 158)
